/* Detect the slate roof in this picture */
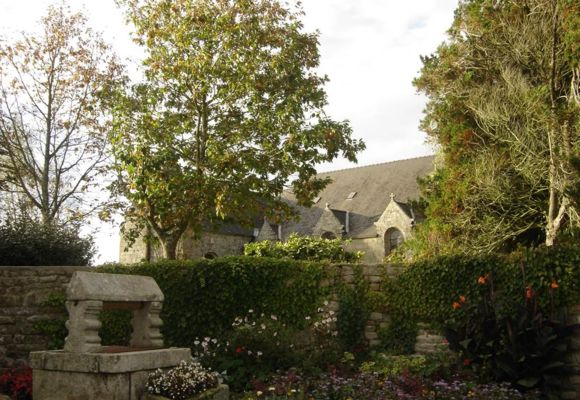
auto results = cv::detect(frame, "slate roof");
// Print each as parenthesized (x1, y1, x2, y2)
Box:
(282, 155, 435, 239)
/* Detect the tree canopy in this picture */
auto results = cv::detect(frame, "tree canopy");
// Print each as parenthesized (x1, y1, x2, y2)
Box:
(111, 0, 365, 259)
(408, 0, 579, 258)
(0, 5, 124, 226)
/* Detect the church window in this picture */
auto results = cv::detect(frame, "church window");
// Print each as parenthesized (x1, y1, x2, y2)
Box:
(384, 228, 404, 255)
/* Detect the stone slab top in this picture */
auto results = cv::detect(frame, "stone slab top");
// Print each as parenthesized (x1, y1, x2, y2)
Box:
(30, 347, 191, 373)
(66, 271, 164, 302)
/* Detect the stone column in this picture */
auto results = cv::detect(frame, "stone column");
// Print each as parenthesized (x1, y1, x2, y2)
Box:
(64, 300, 103, 353)
(130, 301, 164, 347)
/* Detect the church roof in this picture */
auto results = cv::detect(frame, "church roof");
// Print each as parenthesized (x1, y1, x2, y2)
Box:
(282, 155, 434, 239)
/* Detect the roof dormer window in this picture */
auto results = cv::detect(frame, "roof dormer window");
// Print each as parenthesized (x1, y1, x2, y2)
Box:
(347, 191, 357, 200)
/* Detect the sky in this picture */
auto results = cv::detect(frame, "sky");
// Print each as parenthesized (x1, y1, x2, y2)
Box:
(0, 0, 458, 263)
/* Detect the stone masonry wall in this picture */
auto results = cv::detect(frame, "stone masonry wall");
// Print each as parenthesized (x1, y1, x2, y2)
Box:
(324, 264, 402, 347)
(120, 230, 250, 263)
(0, 266, 89, 371)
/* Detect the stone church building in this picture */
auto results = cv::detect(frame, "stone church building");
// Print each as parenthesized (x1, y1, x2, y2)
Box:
(119, 155, 434, 264)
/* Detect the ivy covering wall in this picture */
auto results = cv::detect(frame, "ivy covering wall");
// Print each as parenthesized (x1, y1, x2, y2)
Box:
(97, 257, 328, 346)
(382, 245, 580, 328)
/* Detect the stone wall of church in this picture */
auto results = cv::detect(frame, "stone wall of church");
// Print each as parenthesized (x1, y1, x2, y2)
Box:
(119, 234, 149, 263)
(345, 237, 385, 263)
(374, 202, 413, 241)
(312, 209, 344, 238)
(120, 231, 251, 263)
(178, 232, 250, 259)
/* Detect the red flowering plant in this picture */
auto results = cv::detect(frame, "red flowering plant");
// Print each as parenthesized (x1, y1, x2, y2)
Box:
(443, 268, 573, 395)
(0, 367, 32, 400)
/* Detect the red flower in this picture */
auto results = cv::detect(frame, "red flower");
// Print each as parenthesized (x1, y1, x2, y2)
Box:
(452, 301, 461, 310)
(525, 286, 534, 300)
(478, 275, 488, 285)
(235, 346, 244, 354)
(459, 295, 466, 303)
(463, 359, 472, 366)
(550, 279, 559, 289)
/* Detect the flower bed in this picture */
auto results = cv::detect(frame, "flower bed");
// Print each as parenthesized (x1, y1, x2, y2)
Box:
(240, 369, 541, 400)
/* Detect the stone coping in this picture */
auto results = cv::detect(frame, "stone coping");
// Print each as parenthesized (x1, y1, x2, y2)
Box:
(67, 271, 164, 302)
(0, 265, 91, 271)
(30, 347, 191, 373)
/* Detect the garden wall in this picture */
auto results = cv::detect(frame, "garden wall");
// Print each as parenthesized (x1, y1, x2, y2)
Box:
(0, 266, 89, 371)
(1, 263, 578, 399)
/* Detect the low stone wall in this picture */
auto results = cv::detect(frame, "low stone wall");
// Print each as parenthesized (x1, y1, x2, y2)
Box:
(0, 266, 89, 371)
(324, 264, 401, 347)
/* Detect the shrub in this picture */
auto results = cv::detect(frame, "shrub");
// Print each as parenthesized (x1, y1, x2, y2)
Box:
(0, 217, 94, 266)
(244, 233, 362, 262)
(444, 272, 572, 393)
(191, 304, 340, 392)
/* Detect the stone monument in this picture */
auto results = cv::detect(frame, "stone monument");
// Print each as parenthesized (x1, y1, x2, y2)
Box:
(30, 271, 191, 400)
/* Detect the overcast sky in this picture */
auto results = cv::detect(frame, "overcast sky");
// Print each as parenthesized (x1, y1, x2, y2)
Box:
(0, 0, 458, 263)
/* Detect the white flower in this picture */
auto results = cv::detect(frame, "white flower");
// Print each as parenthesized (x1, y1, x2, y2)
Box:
(270, 315, 277, 320)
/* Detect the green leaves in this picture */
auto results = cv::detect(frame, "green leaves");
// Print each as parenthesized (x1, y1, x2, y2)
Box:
(110, 0, 364, 259)
(97, 256, 326, 347)
(244, 233, 362, 263)
(411, 0, 580, 257)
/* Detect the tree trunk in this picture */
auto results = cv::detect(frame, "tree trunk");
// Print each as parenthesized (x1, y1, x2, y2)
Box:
(160, 234, 180, 260)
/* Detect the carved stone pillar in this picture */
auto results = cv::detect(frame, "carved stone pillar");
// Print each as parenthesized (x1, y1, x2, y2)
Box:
(130, 301, 163, 347)
(64, 300, 103, 353)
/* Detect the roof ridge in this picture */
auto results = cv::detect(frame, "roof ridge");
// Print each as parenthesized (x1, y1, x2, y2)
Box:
(317, 154, 435, 175)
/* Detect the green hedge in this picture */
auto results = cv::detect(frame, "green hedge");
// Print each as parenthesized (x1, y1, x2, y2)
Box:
(97, 257, 328, 347)
(383, 245, 580, 328)
(244, 233, 362, 262)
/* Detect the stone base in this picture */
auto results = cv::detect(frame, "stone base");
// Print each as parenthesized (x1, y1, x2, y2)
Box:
(30, 347, 191, 400)
(143, 384, 229, 400)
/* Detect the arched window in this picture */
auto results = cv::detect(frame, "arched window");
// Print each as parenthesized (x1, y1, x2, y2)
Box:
(384, 228, 404, 255)
(321, 231, 336, 240)
(204, 252, 218, 260)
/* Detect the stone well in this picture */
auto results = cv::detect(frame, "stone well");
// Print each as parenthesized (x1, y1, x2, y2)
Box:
(30, 271, 191, 400)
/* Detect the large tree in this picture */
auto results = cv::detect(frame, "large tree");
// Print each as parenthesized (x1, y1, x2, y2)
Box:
(410, 0, 579, 257)
(0, 5, 124, 225)
(111, 0, 365, 259)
